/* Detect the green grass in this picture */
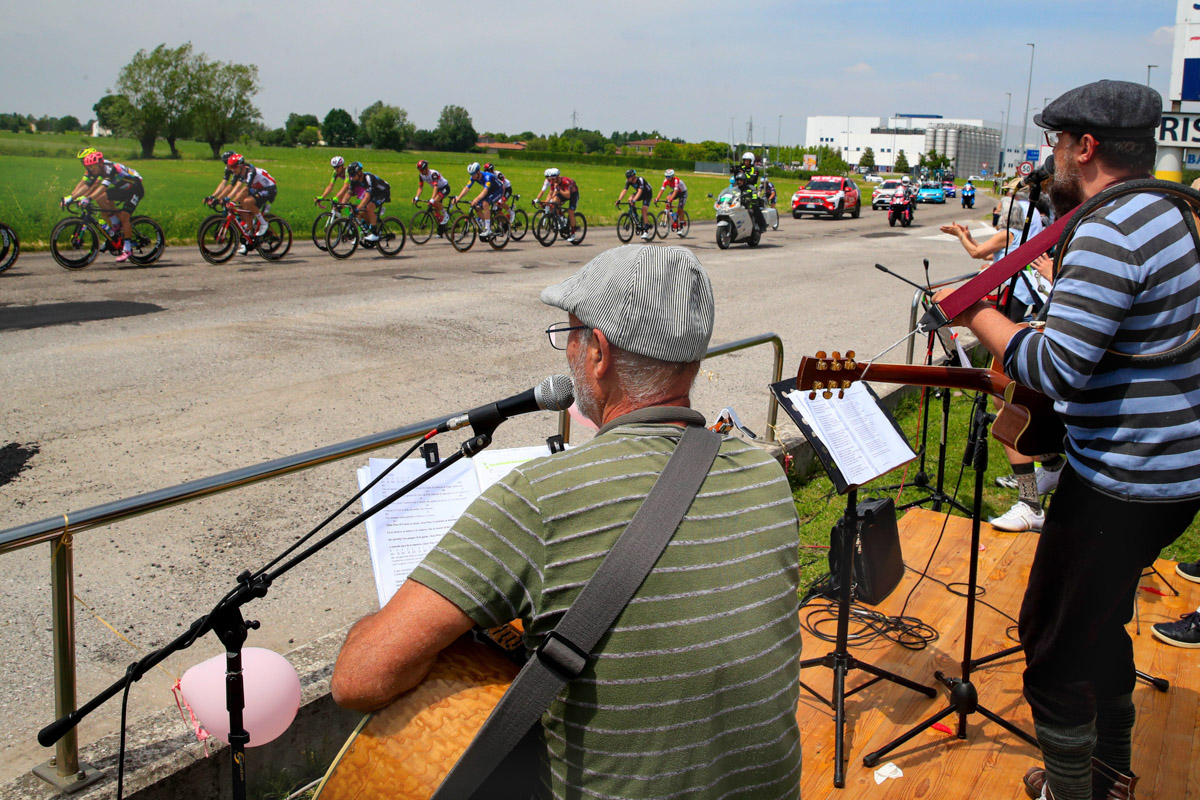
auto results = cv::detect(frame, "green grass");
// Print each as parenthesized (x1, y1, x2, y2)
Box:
(788, 388, 1200, 592)
(0, 132, 737, 249)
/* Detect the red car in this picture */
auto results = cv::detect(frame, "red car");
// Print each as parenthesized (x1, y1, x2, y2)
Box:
(791, 175, 861, 220)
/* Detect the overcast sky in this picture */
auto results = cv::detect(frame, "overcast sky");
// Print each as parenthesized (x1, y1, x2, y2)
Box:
(3, 0, 1179, 149)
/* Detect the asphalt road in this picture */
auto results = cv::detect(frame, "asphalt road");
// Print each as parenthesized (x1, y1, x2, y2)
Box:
(0, 197, 988, 781)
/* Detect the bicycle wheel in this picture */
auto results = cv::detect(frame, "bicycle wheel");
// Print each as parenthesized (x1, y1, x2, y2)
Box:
(509, 209, 529, 241)
(259, 216, 293, 261)
(124, 216, 165, 265)
(617, 212, 634, 243)
(198, 215, 238, 264)
(675, 210, 690, 238)
(654, 211, 671, 240)
(326, 217, 359, 259)
(534, 212, 557, 247)
(50, 218, 99, 270)
(568, 213, 587, 245)
(408, 209, 435, 245)
(311, 212, 332, 251)
(488, 215, 510, 250)
(449, 216, 476, 252)
(377, 216, 406, 257)
(0, 223, 19, 273)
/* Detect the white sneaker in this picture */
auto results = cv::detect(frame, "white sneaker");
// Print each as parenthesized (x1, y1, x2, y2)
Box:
(641, 231, 652, 240)
(236, 244, 248, 255)
(255, 221, 268, 236)
(1036, 466, 1063, 495)
(364, 232, 380, 243)
(995, 474, 1019, 489)
(989, 500, 1044, 532)
(566, 234, 577, 243)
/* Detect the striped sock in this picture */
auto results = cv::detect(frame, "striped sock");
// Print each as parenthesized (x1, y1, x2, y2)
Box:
(1094, 693, 1135, 775)
(1036, 719, 1096, 800)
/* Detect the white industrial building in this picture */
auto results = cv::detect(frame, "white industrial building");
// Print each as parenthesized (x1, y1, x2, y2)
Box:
(806, 114, 1002, 178)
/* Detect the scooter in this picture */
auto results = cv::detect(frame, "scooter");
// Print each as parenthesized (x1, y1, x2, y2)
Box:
(961, 185, 976, 209)
(711, 185, 776, 249)
(888, 191, 914, 227)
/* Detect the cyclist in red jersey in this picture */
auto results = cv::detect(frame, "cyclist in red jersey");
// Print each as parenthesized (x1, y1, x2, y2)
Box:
(533, 167, 580, 241)
(211, 153, 277, 254)
(414, 159, 453, 231)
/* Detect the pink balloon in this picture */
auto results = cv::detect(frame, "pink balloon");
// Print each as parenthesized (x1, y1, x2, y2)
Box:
(568, 401, 598, 430)
(180, 647, 301, 747)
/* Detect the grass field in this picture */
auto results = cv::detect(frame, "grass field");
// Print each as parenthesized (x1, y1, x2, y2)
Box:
(0, 132, 745, 249)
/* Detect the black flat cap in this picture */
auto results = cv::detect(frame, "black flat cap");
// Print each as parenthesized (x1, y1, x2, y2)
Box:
(1034, 79, 1161, 139)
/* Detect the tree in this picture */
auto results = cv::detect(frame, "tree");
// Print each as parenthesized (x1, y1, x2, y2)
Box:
(654, 140, 680, 160)
(155, 43, 199, 157)
(322, 108, 357, 148)
(411, 128, 436, 149)
(434, 105, 477, 152)
(285, 113, 319, 145)
(191, 58, 262, 159)
(110, 43, 197, 158)
(93, 95, 133, 132)
(895, 150, 910, 172)
(859, 147, 876, 169)
(54, 115, 82, 133)
(361, 102, 413, 151)
(697, 140, 729, 161)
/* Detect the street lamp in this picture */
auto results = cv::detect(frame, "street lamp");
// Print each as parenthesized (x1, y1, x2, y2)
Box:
(1020, 43, 1035, 166)
(1148, 64, 1159, 85)
(1003, 91, 1012, 174)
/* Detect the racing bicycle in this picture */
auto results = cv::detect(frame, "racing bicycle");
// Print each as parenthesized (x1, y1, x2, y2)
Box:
(311, 198, 353, 252)
(615, 200, 657, 243)
(324, 201, 406, 259)
(655, 200, 690, 239)
(531, 199, 587, 247)
(50, 199, 165, 270)
(408, 198, 453, 245)
(0, 222, 19, 273)
(447, 199, 510, 253)
(197, 198, 293, 264)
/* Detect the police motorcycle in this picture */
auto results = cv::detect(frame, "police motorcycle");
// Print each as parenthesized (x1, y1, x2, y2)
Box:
(961, 182, 976, 209)
(709, 171, 776, 249)
(888, 185, 915, 227)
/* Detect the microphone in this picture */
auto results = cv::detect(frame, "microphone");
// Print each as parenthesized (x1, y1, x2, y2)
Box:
(438, 375, 575, 433)
(1023, 154, 1054, 188)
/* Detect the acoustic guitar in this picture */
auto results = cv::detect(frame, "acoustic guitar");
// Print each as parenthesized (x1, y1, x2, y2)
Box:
(796, 351, 1065, 457)
(314, 624, 532, 800)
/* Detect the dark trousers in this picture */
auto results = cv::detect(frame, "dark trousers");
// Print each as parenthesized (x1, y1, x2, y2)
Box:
(1019, 465, 1200, 726)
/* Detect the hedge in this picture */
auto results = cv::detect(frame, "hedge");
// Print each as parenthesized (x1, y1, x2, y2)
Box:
(485, 149, 697, 173)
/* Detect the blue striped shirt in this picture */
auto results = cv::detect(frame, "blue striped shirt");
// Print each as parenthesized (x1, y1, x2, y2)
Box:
(1004, 190, 1200, 499)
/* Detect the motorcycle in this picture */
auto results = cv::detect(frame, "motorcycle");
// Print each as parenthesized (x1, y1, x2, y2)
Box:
(711, 185, 776, 249)
(888, 190, 914, 227)
(961, 185, 976, 209)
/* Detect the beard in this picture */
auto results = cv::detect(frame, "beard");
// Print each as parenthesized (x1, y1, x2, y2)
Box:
(1048, 158, 1085, 219)
(568, 344, 603, 426)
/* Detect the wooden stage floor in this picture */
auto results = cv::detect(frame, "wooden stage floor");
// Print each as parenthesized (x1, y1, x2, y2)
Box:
(796, 507, 1198, 800)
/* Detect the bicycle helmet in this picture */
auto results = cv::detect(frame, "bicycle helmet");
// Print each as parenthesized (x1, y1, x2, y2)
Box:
(467, 162, 481, 175)
(625, 169, 636, 178)
(482, 162, 494, 173)
(220, 151, 234, 163)
(664, 169, 675, 178)
(330, 156, 345, 169)
(416, 159, 428, 170)
(77, 147, 96, 159)
(347, 161, 363, 176)
(545, 167, 560, 178)
(226, 153, 244, 168)
(82, 152, 103, 167)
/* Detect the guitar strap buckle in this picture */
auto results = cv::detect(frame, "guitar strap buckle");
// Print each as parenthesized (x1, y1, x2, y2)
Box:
(535, 630, 588, 680)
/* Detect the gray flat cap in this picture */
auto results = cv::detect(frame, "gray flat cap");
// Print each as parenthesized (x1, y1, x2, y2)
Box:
(541, 244, 714, 363)
(1034, 79, 1161, 138)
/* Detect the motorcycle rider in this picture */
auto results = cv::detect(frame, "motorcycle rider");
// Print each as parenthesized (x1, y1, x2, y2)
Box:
(961, 178, 976, 209)
(734, 152, 767, 232)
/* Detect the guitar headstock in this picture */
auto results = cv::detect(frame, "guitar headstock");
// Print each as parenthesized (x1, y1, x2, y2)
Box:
(796, 350, 865, 399)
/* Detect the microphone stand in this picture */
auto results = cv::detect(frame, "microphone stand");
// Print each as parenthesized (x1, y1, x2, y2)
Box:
(40, 429, 499, 800)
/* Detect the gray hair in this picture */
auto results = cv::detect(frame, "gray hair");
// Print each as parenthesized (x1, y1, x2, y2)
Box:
(577, 329, 700, 406)
(999, 195, 1028, 231)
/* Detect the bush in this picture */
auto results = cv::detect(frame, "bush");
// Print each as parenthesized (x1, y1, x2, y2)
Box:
(494, 150, 695, 173)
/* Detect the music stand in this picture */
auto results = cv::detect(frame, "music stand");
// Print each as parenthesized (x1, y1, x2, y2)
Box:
(773, 377, 936, 788)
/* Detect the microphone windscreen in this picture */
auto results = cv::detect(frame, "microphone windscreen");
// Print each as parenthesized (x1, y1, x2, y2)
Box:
(536, 374, 575, 411)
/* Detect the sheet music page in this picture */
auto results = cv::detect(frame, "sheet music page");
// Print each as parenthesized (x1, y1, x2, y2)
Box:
(357, 457, 480, 608)
(786, 389, 876, 486)
(473, 444, 560, 492)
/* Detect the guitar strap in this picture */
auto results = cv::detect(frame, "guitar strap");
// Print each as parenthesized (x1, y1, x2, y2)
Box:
(431, 424, 723, 800)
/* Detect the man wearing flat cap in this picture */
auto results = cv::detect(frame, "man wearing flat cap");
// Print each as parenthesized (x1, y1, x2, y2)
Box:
(332, 244, 803, 799)
(936, 80, 1200, 800)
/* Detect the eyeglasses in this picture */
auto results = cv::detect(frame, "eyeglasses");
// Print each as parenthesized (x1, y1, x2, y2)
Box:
(546, 322, 588, 350)
(1044, 130, 1064, 147)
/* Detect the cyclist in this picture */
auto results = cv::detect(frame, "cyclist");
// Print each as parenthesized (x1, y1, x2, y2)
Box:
(454, 162, 505, 241)
(655, 169, 689, 231)
(64, 150, 144, 263)
(414, 160, 453, 232)
(761, 176, 777, 207)
(316, 156, 352, 205)
(345, 161, 391, 242)
(533, 168, 580, 242)
(213, 153, 277, 255)
(482, 162, 513, 223)
(615, 169, 654, 240)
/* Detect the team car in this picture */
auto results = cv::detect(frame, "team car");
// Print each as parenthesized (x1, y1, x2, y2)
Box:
(941, 181, 956, 198)
(871, 179, 906, 210)
(916, 182, 946, 203)
(790, 175, 861, 219)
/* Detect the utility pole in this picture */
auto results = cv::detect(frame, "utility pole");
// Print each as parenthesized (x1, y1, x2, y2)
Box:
(570, 110, 579, 129)
(1003, 91, 1012, 175)
(1021, 43, 1035, 164)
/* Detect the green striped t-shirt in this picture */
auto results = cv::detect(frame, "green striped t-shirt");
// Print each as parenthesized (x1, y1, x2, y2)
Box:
(411, 412, 802, 799)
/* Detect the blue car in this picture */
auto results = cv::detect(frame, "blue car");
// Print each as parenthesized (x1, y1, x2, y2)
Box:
(916, 183, 946, 203)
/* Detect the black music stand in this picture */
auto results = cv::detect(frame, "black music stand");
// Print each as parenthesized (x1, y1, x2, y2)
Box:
(773, 379, 936, 788)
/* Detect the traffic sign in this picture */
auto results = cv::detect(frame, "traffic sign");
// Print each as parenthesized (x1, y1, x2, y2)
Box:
(1018, 161, 1034, 177)
(1026, 148, 1040, 161)
(981, 169, 989, 177)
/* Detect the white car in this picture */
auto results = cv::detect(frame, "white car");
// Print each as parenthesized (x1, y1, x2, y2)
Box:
(864, 174, 884, 183)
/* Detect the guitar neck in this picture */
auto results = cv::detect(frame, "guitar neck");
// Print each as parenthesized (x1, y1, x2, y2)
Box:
(845, 363, 1014, 398)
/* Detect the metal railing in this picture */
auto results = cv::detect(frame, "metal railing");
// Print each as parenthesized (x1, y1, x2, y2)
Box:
(906, 272, 977, 364)
(1, 331, 784, 791)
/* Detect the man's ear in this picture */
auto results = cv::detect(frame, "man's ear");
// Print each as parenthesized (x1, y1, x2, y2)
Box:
(1076, 133, 1099, 165)
(590, 328, 613, 379)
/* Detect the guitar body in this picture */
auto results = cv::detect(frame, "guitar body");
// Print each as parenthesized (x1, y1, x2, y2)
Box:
(314, 631, 524, 800)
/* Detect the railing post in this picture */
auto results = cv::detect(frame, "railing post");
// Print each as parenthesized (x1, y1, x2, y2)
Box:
(32, 532, 102, 793)
(766, 337, 783, 442)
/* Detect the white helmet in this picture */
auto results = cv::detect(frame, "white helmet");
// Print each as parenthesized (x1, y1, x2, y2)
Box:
(901, 176, 911, 183)
(467, 162, 481, 174)
(544, 167, 560, 178)
(664, 169, 675, 178)
(330, 156, 344, 168)
(742, 151, 755, 162)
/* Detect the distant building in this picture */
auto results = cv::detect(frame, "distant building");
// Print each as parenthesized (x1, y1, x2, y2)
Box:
(91, 120, 111, 137)
(806, 114, 1001, 177)
(477, 140, 526, 153)
(624, 138, 668, 155)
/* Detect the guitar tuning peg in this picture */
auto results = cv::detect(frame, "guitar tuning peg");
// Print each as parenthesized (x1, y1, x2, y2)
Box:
(846, 350, 855, 360)
(816, 360, 828, 371)
(822, 389, 833, 400)
(815, 350, 827, 359)
(830, 360, 842, 372)
(836, 389, 845, 399)
(846, 359, 856, 370)
(831, 351, 841, 361)
(842, 380, 852, 390)
(806, 390, 816, 400)
(813, 380, 825, 392)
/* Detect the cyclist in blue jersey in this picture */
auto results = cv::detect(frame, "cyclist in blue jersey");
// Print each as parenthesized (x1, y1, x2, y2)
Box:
(615, 169, 654, 239)
(454, 162, 505, 241)
(345, 162, 391, 242)
(64, 150, 145, 263)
